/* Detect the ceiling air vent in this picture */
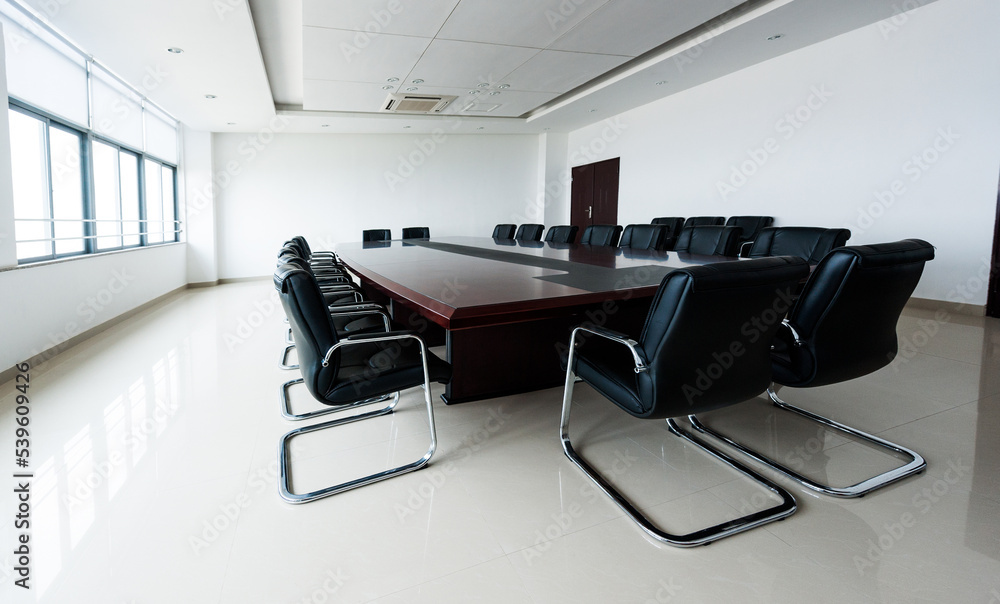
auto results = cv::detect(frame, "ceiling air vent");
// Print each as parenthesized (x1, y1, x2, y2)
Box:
(381, 93, 456, 114)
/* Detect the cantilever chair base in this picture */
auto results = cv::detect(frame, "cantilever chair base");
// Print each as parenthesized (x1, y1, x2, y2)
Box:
(561, 373, 796, 547)
(278, 382, 436, 504)
(688, 386, 926, 498)
(279, 345, 298, 370)
(280, 377, 396, 421)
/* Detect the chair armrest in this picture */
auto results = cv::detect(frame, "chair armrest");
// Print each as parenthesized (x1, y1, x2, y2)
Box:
(739, 241, 753, 258)
(570, 325, 648, 373)
(322, 331, 425, 367)
(331, 308, 391, 331)
(779, 319, 804, 346)
(328, 302, 383, 312)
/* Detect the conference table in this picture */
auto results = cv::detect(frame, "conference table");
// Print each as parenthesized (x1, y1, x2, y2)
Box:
(336, 236, 740, 404)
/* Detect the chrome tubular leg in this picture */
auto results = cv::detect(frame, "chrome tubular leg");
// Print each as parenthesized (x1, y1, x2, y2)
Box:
(280, 378, 395, 421)
(278, 341, 439, 504)
(686, 386, 926, 498)
(558, 344, 795, 547)
(279, 345, 298, 370)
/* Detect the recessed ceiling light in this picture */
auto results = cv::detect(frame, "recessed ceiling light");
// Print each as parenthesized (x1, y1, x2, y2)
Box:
(406, 87, 418, 91)
(655, 80, 667, 86)
(382, 85, 393, 90)
(477, 83, 489, 88)
(411, 79, 424, 84)
(767, 34, 784, 41)
(227, 122, 236, 125)
(387, 77, 399, 82)
(403, 125, 411, 129)
(489, 91, 500, 96)
(589, 109, 597, 112)
(204, 94, 217, 99)
(543, 127, 551, 130)
(321, 124, 329, 127)
(476, 127, 484, 130)
(468, 90, 480, 95)
(166, 47, 184, 54)
(497, 84, 510, 89)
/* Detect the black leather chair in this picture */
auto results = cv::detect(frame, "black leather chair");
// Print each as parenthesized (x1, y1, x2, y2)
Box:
(275, 263, 452, 504)
(492, 224, 516, 239)
(514, 223, 544, 242)
(651, 217, 685, 250)
(618, 224, 667, 251)
(579, 224, 622, 247)
(362, 229, 391, 242)
(689, 240, 934, 498)
(725, 216, 774, 255)
(673, 226, 742, 256)
(544, 225, 579, 244)
(560, 256, 810, 545)
(402, 227, 430, 239)
(748, 227, 851, 264)
(683, 216, 724, 228)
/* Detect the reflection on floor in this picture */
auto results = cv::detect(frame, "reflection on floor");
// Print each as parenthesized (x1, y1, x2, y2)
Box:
(0, 282, 998, 603)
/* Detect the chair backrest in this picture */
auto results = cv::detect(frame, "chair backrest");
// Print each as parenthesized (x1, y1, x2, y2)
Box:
(544, 225, 579, 243)
(778, 239, 934, 388)
(683, 216, 725, 229)
(725, 216, 774, 245)
(651, 217, 685, 250)
(630, 256, 810, 418)
(402, 227, 430, 239)
(579, 224, 623, 247)
(619, 224, 667, 250)
(291, 235, 313, 256)
(492, 224, 516, 239)
(274, 264, 341, 400)
(514, 223, 544, 241)
(748, 227, 851, 264)
(363, 229, 391, 242)
(674, 226, 742, 256)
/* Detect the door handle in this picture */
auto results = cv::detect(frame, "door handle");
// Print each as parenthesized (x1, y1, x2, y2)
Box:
(587, 205, 592, 219)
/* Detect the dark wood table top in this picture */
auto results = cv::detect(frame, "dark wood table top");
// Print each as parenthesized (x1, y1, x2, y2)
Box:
(336, 236, 739, 329)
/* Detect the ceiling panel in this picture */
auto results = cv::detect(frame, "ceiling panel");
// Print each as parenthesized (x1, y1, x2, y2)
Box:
(436, 0, 611, 48)
(551, 0, 739, 57)
(302, 0, 461, 38)
(302, 79, 401, 112)
(303, 26, 430, 83)
(405, 39, 540, 90)
(501, 50, 631, 93)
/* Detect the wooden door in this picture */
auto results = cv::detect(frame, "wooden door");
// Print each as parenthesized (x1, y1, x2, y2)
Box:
(570, 158, 619, 240)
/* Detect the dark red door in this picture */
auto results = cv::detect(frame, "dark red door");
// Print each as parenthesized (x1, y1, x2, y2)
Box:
(570, 158, 619, 241)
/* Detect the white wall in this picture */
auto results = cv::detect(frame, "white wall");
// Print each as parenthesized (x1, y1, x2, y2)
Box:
(0, 244, 187, 371)
(566, 0, 1000, 305)
(213, 131, 541, 278)
(182, 127, 218, 284)
(0, 23, 16, 268)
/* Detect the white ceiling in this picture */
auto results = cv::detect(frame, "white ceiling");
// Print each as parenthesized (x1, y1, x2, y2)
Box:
(18, 0, 940, 135)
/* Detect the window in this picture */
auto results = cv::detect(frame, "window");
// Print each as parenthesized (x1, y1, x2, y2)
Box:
(2, 2, 180, 264)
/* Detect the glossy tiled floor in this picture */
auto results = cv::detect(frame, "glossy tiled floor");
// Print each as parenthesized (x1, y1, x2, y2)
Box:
(1, 282, 999, 603)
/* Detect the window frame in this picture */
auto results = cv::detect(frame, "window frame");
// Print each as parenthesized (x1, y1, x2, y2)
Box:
(9, 99, 179, 265)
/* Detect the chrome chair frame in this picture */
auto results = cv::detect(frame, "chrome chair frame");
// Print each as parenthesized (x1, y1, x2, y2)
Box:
(279, 304, 391, 371)
(560, 326, 797, 547)
(278, 332, 439, 504)
(688, 384, 926, 498)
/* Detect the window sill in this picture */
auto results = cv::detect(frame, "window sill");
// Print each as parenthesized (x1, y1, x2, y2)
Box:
(0, 241, 184, 273)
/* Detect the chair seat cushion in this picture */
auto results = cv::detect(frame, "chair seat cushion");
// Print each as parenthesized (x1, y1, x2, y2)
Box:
(323, 337, 452, 405)
(330, 314, 383, 335)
